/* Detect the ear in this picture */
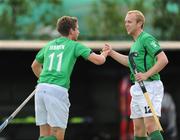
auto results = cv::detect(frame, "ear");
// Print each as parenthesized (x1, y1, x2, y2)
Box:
(138, 21, 143, 27)
(69, 28, 74, 35)
(136, 21, 141, 29)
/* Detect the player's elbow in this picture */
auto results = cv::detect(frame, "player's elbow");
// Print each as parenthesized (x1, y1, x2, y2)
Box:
(31, 63, 35, 71)
(163, 55, 169, 67)
(165, 57, 169, 65)
(31, 61, 37, 71)
(31, 60, 42, 77)
(158, 51, 169, 67)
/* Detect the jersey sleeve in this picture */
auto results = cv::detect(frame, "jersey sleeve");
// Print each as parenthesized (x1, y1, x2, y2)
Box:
(35, 47, 45, 64)
(75, 43, 92, 59)
(144, 37, 162, 57)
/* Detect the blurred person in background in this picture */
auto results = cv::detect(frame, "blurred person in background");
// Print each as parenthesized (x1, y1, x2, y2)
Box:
(104, 10, 168, 140)
(160, 91, 178, 140)
(31, 16, 109, 140)
(119, 75, 133, 140)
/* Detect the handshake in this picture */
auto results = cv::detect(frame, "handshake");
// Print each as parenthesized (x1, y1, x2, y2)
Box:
(100, 43, 112, 58)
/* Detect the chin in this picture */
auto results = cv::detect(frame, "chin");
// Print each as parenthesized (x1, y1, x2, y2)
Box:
(73, 36, 78, 41)
(72, 37, 77, 41)
(127, 32, 131, 35)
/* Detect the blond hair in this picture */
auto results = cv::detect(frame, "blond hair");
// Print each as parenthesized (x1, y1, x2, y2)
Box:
(127, 10, 145, 28)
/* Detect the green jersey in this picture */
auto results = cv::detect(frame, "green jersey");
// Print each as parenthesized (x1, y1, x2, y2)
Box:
(35, 37, 91, 89)
(128, 31, 162, 83)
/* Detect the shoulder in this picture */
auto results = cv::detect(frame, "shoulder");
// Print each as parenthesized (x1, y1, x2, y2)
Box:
(43, 39, 58, 48)
(64, 39, 83, 47)
(74, 41, 87, 48)
(140, 32, 159, 47)
(141, 32, 157, 41)
(141, 32, 161, 52)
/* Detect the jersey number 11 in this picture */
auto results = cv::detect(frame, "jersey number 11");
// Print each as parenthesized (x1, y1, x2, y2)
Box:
(48, 52, 63, 72)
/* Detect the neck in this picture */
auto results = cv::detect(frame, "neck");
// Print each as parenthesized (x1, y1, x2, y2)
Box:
(61, 35, 72, 40)
(133, 29, 143, 40)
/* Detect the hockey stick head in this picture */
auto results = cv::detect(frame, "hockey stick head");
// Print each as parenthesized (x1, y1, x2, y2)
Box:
(129, 52, 138, 73)
(129, 52, 147, 92)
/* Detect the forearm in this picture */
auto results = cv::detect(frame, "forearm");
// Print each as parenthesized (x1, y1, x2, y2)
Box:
(88, 52, 106, 65)
(146, 62, 165, 78)
(109, 50, 129, 67)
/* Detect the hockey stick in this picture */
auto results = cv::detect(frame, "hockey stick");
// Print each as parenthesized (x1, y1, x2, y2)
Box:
(129, 52, 163, 131)
(0, 89, 36, 133)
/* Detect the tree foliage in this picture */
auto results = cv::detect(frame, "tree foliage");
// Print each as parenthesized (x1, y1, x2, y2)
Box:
(0, 0, 63, 39)
(152, 0, 180, 40)
(0, 0, 180, 40)
(86, 0, 125, 40)
(86, 0, 153, 40)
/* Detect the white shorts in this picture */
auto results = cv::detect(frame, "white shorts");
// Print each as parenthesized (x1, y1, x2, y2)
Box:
(130, 80, 164, 119)
(35, 83, 70, 129)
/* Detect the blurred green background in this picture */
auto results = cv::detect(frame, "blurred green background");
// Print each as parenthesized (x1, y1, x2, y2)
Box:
(0, 0, 180, 40)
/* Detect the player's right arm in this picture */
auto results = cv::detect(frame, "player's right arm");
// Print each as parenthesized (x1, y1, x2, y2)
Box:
(31, 60, 42, 78)
(75, 42, 109, 65)
(87, 50, 109, 65)
(105, 44, 129, 67)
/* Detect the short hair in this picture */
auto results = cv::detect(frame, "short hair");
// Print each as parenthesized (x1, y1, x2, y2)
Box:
(56, 16, 78, 36)
(127, 10, 145, 28)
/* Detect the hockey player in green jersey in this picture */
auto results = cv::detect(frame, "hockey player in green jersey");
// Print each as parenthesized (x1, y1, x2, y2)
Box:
(31, 16, 109, 140)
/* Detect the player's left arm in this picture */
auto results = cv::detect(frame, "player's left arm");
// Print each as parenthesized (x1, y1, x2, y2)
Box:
(145, 51, 169, 78)
(31, 60, 42, 78)
(135, 37, 169, 81)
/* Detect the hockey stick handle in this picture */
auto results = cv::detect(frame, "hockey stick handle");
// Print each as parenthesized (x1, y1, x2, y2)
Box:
(10, 89, 36, 119)
(0, 89, 36, 133)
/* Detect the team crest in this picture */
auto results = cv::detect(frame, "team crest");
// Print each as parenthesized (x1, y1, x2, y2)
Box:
(150, 41, 158, 48)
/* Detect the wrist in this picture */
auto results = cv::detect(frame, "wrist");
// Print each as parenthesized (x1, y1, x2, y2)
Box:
(145, 71, 151, 79)
(101, 53, 106, 61)
(100, 52, 107, 58)
(109, 50, 114, 56)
